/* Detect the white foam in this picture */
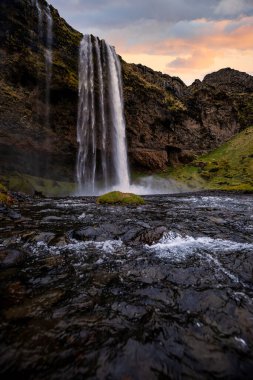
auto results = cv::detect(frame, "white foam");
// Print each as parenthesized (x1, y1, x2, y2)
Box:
(27, 239, 123, 257)
(147, 232, 253, 259)
(55, 202, 87, 209)
(146, 232, 253, 282)
(78, 212, 86, 220)
(234, 337, 248, 350)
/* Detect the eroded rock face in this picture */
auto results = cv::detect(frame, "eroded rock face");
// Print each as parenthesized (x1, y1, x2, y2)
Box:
(0, 0, 82, 181)
(123, 64, 253, 171)
(203, 67, 253, 93)
(130, 148, 168, 170)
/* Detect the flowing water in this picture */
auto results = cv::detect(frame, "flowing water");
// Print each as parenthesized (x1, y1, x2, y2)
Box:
(32, 0, 53, 129)
(75, 36, 190, 196)
(76, 35, 130, 195)
(33, 0, 42, 38)
(44, 5, 53, 129)
(1, 192, 253, 379)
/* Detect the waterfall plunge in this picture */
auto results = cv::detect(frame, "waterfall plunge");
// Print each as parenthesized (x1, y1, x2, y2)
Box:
(76, 35, 130, 195)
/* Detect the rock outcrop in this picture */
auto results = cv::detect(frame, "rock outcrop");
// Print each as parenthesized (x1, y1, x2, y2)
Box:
(123, 64, 253, 170)
(0, 0, 81, 181)
(0, 0, 253, 183)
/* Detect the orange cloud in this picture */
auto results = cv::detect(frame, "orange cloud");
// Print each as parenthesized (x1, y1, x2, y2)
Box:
(119, 16, 253, 84)
(167, 49, 215, 70)
(197, 22, 253, 50)
(131, 17, 253, 55)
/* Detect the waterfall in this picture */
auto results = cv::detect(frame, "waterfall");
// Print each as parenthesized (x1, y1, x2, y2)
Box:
(32, 0, 53, 128)
(76, 35, 130, 195)
(33, 0, 43, 38)
(45, 5, 53, 128)
(106, 44, 130, 190)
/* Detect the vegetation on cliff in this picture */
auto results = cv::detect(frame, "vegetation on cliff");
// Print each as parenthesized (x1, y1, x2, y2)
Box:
(0, 183, 13, 205)
(0, 0, 82, 183)
(0, 173, 76, 197)
(122, 62, 253, 172)
(166, 126, 253, 191)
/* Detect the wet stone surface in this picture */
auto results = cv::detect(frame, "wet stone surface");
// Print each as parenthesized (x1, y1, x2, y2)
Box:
(0, 192, 253, 379)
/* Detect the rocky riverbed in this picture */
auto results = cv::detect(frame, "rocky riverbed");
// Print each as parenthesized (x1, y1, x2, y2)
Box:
(0, 192, 253, 379)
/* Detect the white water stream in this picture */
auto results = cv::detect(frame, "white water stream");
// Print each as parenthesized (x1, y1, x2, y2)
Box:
(32, 0, 53, 129)
(45, 5, 53, 128)
(76, 35, 130, 195)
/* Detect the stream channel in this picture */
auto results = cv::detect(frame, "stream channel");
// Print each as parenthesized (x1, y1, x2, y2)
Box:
(0, 192, 253, 379)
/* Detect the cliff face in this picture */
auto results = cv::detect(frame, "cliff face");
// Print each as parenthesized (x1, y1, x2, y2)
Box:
(0, 0, 82, 181)
(123, 64, 253, 170)
(1, 0, 253, 184)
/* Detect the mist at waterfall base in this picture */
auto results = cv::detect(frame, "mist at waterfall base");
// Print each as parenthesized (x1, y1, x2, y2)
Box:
(76, 174, 190, 196)
(124, 175, 191, 195)
(76, 35, 187, 196)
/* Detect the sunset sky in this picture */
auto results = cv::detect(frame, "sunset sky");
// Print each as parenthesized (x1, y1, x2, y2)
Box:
(49, 0, 253, 85)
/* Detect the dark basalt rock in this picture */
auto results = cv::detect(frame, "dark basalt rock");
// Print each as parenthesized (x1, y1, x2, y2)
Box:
(0, 193, 253, 378)
(73, 227, 103, 241)
(203, 67, 253, 93)
(133, 226, 168, 245)
(0, 0, 82, 182)
(0, 249, 26, 268)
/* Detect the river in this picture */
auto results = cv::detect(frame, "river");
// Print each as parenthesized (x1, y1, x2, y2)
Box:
(0, 192, 253, 379)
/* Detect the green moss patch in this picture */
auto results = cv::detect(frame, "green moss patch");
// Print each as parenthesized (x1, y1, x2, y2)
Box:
(1, 173, 76, 197)
(0, 182, 8, 204)
(165, 126, 253, 192)
(97, 191, 145, 205)
(122, 61, 186, 113)
(0, 182, 13, 205)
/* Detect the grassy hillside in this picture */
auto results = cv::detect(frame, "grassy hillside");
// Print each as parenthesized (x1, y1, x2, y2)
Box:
(166, 126, 253, 191)
(0, 173, 76, 197)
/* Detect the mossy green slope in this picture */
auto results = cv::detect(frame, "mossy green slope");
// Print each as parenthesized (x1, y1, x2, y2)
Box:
(97, 191, 145, 205)
(0, 173, 76, 197)
(0, 182, 13, 204)
(166, 126, 253, 191)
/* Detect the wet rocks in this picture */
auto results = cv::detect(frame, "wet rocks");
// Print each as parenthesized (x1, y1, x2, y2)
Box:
(0, 249, 26, 268)
(73, 227, 102, 240)
(0, 192, 253, 379)
(133, 226, 168, 245)
(32, 232, 56, 244)
(73, 224, 123, 242)
(7, 210, 22, 220)
(4, 289, 64, 320)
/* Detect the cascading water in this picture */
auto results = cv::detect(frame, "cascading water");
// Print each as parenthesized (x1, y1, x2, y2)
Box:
(32, 0, 53, 128)
(33, 0, 42, 38)
(107, 44, 130, 190)
(45, 5, 53, 128)
(76, 35, 130, 195)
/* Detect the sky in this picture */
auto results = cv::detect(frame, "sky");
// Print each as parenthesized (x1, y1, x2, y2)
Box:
(49, 0, 253, 85)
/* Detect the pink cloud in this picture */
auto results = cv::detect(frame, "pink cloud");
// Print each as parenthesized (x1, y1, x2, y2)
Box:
(116, 16, 253, 55)
(167, 49, 215, 69)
